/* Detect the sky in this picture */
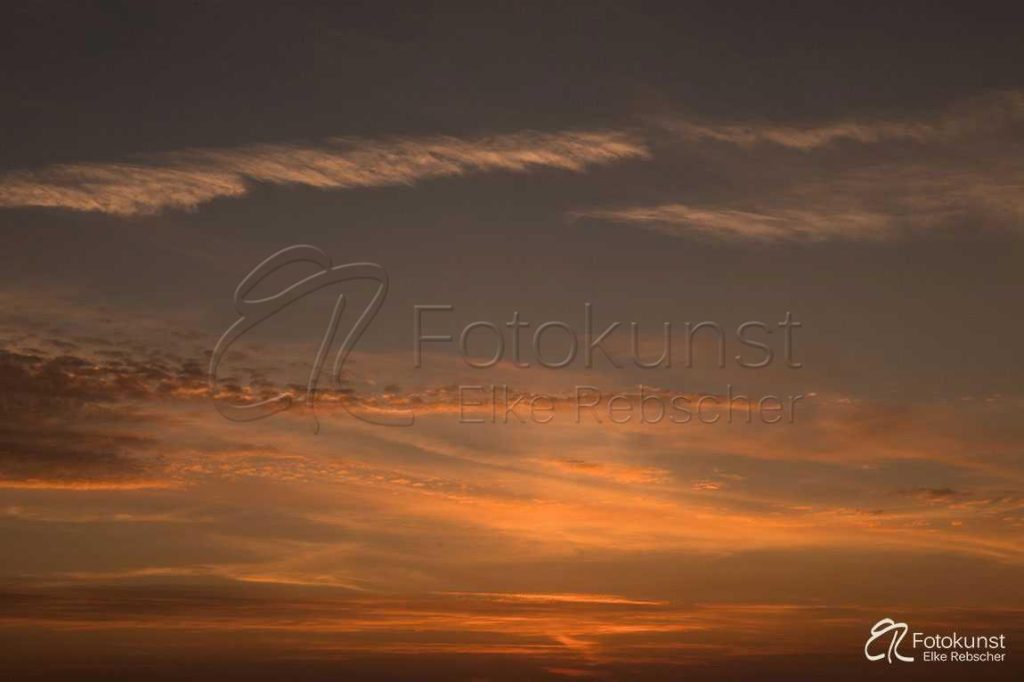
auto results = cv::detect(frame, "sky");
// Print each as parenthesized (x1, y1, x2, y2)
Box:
(0, 2, 1022, 680)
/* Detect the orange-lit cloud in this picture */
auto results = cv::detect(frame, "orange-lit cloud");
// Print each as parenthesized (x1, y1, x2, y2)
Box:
(0, 130, 648, 216)
(656, 89, 1024, 150)
(573, 203, 891, 242)
(577, 90, 1024, 242)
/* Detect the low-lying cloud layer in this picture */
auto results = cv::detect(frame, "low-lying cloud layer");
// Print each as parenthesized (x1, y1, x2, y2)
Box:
(573, 203, 892, 242)
(0, 300, 1021, 678)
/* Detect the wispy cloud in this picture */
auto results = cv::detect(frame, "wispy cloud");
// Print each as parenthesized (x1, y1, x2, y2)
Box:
(572, 203, 892, 242)
(0, 130, 648, 216)
(577, 90, 1024, 242)
(657, 90, 1024, 151)
(574, 160, 1024, 243)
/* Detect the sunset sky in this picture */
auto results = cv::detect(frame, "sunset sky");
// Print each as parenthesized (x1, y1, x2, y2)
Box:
(1, 3, 1022, 680)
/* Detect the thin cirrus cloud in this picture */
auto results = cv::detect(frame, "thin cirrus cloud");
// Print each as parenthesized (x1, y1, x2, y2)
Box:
(0, 130, 648, 216)
(655, 89, 1024, 151)
(572, 204, 893, 243)
(577, 91, 1024, 242)
(574, 162, 1024, 243)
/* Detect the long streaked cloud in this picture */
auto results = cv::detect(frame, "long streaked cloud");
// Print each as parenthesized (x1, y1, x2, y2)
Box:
(1, 331, 1022, 679)
(657, 89, 1024, 150)
(1, 583, 1020, 671)
(4, 339, 1022, 563)
(574, 159, 1024, 243)
(0, 130, 648, 216)
(572, 203, 892, 242)
(1, 296, 1021, 594)
(577, 90, 1024, 242)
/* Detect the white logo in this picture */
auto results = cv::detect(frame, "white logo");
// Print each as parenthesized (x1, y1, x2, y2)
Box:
(865, 618, 915, 663)
(865, 618, 1008, 663)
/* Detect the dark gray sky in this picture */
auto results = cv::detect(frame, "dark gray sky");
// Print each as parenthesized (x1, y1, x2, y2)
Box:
(2, 0, 1023, 396)
(3, 1, 1024, 165)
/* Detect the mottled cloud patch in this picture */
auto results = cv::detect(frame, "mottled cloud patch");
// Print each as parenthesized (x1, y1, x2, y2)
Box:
(0, 130, 648, 216)
(0, 349, 171, 489)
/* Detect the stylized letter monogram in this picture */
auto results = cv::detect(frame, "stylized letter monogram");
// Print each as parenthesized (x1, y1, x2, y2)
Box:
(865, 618, 914, 663)
(209, 245, 413, 431)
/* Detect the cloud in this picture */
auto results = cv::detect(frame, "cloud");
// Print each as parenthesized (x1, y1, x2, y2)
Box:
(542, 457, 669, 485)
(0, 130, 648, 216)
(657, 89, 1024, 151)
(576, 158, 1024, 243)
(900, 487, 962, 501)
(3, 329, 1023, 583)
(2, 581, 1021, 675)
(575, 90, 1024, 243)
(0, 423, 168, 491)
(572, 203, 892, 242)
(0, 348, 173, 489)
